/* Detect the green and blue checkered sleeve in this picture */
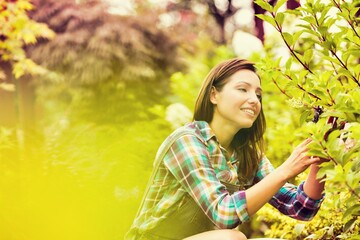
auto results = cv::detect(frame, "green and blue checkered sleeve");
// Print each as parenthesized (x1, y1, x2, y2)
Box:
(255, 156, 324, 220)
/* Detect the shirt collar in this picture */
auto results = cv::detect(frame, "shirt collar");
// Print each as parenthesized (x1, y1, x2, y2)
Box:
(193, 121, 238, 164)
(193, 120, 217, 142)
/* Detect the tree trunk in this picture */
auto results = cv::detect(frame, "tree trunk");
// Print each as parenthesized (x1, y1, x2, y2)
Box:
(287, 0, 300, 9)
(253, 1, 266, 43)
(16, 74, 43, 162)
(0, 61, 17, 129)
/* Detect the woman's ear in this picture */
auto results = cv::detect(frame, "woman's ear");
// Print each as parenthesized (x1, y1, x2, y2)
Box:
(210, 86, 217, 104)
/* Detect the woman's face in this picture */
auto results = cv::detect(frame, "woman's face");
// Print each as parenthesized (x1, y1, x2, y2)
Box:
(210, 69, 262, 130)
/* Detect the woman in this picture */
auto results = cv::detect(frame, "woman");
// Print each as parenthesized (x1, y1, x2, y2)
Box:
(125, 58, 325, 240)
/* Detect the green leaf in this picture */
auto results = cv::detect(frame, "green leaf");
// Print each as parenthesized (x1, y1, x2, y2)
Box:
(327, 129, 341, 143)
(274, 0, 287, 13)
(302, 15, 316, 25)
(303, 49, 313, 65)
(254, 0, 273, 12)
(343, 205, 360, 220)
(308, 149, 328, 159)
(323, 18, 336, 30)
(343, 145, 359, 166)
(318, 7, 331, 25)
(275, 12, 285, 26)
(320, 110, 347, 119)
(300, 109, 311, 125)
(328, 139, 344, 164)
(285, 57, 292, 70)
(350, 7, 360, 19)
(23, 31, 37, 44)
(17, 1, 33, 10)
(309, 89, 327, 101)
(283, 32, 293, 46)
(13, 61, 25, 79)
(294, 223, 305, 237)
(344, 218, 356, 232)
(292, 30, 304, 44)
(297, 24, 313, 32)
(256, 14, 277, 28)
(317, 161, 334, 179)
(346, 171, 360, 189)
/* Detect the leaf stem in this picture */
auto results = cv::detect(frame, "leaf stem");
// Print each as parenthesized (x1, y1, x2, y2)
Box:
(329, 49, 360, 87)
(326, 89, 336, 104)
(345, 182, 360, 199)
(272, 78, 292, 98)
(271, 12, 314, 74)
(283, 73, 323, 101)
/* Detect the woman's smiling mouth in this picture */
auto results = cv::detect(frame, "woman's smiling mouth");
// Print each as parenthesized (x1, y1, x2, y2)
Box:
(241, 108, 256, 116)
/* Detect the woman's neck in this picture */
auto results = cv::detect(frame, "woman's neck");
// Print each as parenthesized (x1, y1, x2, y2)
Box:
(209, 117, 238, 153)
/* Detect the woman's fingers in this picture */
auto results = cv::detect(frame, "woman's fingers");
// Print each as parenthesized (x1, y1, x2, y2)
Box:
(300, 138, 312, 147)
(308, 156, 321, 164)
(295, 138, 312, 153)
(283, 138, 324, 178)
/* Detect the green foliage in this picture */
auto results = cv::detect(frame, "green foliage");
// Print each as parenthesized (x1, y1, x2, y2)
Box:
(35, 76, 171, 125)
(42, 119, 171, 186)
(257, 188, 360, 239)
(0, 127, 14, 155)
(0, 0, 54, 79)
(0, 117, 172, 240)
(1, 1, 181, 239)
(255, 0, 360, 238)
(28, 0, 180, 86)
(26, 0, 182, 125)
(248, 54, 301, 167)
(3, 0, 360, 239)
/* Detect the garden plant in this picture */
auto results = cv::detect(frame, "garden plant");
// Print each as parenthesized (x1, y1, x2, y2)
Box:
(254, 0, 360, 239)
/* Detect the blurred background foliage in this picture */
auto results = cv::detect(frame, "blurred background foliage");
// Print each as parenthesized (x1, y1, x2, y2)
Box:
(0, 0, 359, 239)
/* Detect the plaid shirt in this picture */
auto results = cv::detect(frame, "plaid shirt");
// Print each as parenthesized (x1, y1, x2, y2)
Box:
(128, 121, 324, 235)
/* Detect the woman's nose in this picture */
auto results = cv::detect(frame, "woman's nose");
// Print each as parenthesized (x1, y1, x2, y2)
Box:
(248, 93, 259, 104)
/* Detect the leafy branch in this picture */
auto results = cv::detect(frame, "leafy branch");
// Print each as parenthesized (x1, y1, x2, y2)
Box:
(310, 8, 360, 87)
(318, 140, 360, 201)
(256, 0, 360, 235)
(272, 78, 292, 98)
(258, 11, 312, 75)
(331, 0, 360, 38)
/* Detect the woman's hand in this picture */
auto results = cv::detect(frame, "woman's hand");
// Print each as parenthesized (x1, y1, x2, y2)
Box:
(278, 138, 321, 181)
(245, 138, 323, 216)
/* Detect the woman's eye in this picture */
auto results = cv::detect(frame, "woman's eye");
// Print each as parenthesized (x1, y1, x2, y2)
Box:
(257, 94, 262, 100)
(238, 88, 247, 92)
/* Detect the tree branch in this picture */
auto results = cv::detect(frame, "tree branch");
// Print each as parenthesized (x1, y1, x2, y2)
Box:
(271, 12, 314, 74)
(272, 78, 292, 98)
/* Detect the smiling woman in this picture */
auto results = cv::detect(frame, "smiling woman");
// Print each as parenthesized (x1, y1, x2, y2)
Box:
(125, 58, 326, 240)
(210, 69, 262, 138)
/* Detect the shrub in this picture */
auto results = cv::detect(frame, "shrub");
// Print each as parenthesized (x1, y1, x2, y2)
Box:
(254, 0, 360, 239)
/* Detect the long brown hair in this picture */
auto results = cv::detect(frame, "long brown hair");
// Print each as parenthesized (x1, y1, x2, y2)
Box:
(193, 58, 266, 180)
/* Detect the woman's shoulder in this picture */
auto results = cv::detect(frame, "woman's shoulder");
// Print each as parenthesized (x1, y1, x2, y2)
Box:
(163, 121, 212, 145)
(155, 122, 208, 161)
(168, 121, 203, 139)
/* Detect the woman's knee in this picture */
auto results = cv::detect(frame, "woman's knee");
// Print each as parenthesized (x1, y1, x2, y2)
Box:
(221, 229, 247, 240)
(184, 229, 247, 240)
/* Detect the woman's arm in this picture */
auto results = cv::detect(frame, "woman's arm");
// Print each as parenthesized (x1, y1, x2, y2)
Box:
(244, 167, 288, 216)
(303, 163, 325, 200)
(245, 138, 321, 216)
(165, 135, 322, 227)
